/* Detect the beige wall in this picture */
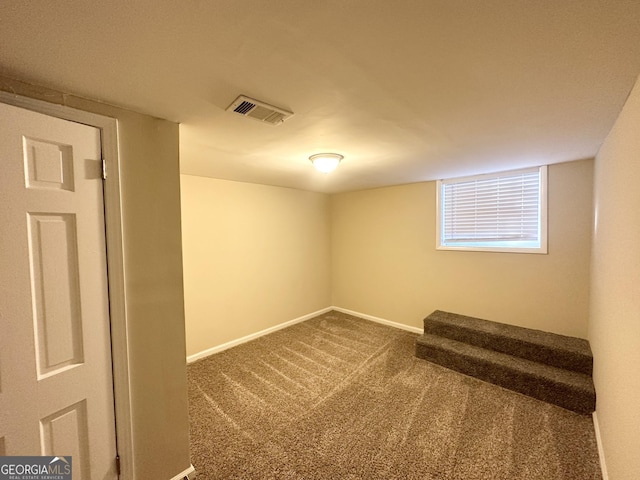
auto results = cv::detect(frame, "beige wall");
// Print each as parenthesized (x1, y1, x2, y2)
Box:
(181, 175, 332, 356)
(590, 76, 640, 480)
(0, 77, 191, 480)
(331, 159, 594, 337)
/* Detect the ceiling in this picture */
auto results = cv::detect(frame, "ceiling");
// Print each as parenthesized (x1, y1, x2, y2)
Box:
(2, 1, 640, 193)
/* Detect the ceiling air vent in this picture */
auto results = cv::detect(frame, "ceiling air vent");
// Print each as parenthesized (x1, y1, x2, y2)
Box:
(226, 95, 293, 126)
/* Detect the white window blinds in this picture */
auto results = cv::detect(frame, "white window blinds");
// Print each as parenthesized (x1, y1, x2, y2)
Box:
(437, 166, 547, 253)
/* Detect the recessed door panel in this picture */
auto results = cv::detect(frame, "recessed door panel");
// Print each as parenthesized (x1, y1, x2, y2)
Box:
(40, 401, 89, 480)
(28, 213, 84, 377)
(23, 137, 74, 191)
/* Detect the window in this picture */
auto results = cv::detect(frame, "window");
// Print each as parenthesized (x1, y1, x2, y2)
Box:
(436, 166, 547, 253)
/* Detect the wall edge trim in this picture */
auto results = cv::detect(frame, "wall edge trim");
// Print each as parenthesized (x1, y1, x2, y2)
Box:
(186, 307, 333, 363)
(186, 306, 423, 364)
(592, 411, 609, 480)
(169, 464, 196, 480)
(331, 306, 423, 334)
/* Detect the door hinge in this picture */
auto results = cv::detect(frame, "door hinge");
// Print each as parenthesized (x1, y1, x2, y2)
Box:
(102, 159, 107, 180)
(115, 454, 121, 476)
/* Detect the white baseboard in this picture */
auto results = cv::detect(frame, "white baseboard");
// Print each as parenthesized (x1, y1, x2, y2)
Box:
(186, 306, 423, 363)
(186, 307, 333, 363)
(331, 306, 423, 334)
(169, 464, 195, 480)
(592, 411, 609, 480)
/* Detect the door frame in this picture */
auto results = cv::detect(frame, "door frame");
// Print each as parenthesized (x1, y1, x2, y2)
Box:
(0, 91, 134, 478)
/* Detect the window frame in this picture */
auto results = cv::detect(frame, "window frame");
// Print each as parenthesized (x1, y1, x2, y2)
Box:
(436, 166, 548, 254)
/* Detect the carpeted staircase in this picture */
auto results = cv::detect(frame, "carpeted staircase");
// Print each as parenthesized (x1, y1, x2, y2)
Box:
(415, 310, 596, 415)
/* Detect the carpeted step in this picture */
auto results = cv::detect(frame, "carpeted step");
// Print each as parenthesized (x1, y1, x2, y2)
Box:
(423, 310, 593, 375)
(415, 333, 596, 414)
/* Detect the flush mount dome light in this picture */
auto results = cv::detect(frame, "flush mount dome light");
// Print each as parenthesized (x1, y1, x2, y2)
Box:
(309, 153, 343, 173)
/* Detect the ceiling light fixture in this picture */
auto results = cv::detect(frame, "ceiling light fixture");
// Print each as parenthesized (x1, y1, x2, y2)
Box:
(309, 153, 343, 173)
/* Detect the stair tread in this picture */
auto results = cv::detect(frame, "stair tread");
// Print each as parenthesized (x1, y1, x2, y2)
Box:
(416, 333, 595, 393)
(426, 310, 592, 358)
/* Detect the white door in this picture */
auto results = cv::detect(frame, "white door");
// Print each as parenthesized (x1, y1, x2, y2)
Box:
(0, 102, 118, 479)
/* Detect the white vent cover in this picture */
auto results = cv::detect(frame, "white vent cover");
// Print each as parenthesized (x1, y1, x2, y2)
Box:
(226, 95, 293, 125)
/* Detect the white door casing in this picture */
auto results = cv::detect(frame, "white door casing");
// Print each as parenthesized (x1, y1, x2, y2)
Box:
(0, 102, 118, 478)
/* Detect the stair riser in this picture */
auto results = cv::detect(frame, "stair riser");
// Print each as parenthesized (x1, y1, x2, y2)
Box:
(415, 342, 595, 415)
(424, 321, 593, 375)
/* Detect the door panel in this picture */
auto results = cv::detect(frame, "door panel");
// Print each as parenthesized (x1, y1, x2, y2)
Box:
(40, 400, 90, 478)
(0, 102, 117, 479)
(28, 213, 84, 377)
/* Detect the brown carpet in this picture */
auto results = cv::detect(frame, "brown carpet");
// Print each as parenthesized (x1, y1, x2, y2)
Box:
(187, 311, 602, 479)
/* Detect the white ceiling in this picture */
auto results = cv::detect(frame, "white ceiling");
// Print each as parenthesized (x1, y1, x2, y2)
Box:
(2, 1, 640, 193)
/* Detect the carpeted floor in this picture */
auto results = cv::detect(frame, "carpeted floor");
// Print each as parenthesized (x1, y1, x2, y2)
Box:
(187, 311, 602, 479)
